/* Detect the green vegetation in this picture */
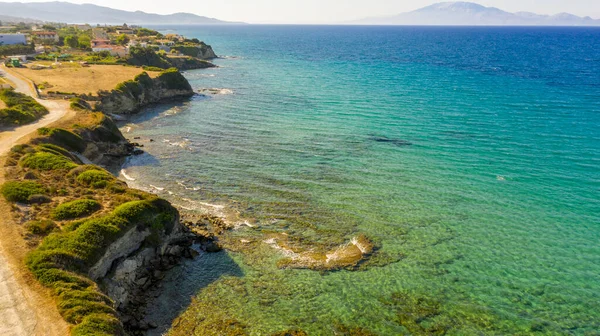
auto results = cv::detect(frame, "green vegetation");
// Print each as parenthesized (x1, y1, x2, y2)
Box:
(0, 43, 35, 57)
(127, 46, 172, 69)
(76, 169, 115, 189)
(0, 181, 46, 203)
(64, 35, 79, 49)
(25, 198, 176, 336)
(158, 68, 193, 91)
(25, 219, 58, 235)
(52, 199, 102, 220)
(69, 97, 91, 111)
(20, 151, 78, 171)
(134, 28, 162, 37)
(116, 34, 129, 46)
(0, 89, 49, 127)
(37, 127, 86, 152)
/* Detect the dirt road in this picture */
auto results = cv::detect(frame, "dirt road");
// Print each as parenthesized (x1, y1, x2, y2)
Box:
(0, 65, 70, 335)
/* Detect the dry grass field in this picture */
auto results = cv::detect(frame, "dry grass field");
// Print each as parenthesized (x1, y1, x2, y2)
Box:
(11, 63, 161, 96)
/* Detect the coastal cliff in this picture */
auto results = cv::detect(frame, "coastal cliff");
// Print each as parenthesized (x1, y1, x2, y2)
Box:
(172, 43, 218, 59)
(96, 69, 194, 115)
(0, 71, 207, 335)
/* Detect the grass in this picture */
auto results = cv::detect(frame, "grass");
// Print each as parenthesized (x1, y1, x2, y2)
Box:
(10, 64, 160, 96)
(0, 88, 49, 127)
(52, 199, 102, 220)
(0, 181, 46, 203)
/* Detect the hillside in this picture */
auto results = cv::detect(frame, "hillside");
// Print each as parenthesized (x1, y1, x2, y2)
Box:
(0, 1, 243, 25)
(354, 1, 600, 26)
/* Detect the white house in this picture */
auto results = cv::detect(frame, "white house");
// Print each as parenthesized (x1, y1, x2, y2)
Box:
(0, 34, 27, 45)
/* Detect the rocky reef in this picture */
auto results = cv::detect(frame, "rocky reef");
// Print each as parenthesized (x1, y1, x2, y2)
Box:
(266, 233, 376, 271)
(96, 69, 194, 116)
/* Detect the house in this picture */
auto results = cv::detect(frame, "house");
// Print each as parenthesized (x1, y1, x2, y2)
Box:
(116, 29, 135, 35)
(92, 44, 128, 57)
(91, 39, 111, 47)
(31, 32, 59, 42)
(70, 24, 91, 31)
(0, 34, 27, 45)
(92, 43, 113, 52)
(156, 39, 175, 46)
(127, 40, 148, 48)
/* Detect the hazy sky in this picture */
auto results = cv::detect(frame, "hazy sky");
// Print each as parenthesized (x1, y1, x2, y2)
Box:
(7, 0, 600, 23)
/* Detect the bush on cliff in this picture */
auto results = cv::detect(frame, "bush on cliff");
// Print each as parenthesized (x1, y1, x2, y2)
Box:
(127, 46, 172, 69)
(0, 89, 49, 127)
(37, 127, 86, 152)
(76, 169, 115, 188)
(52, 199, 102, 220)
(25, 219, 58, 235)
(26, 198, 177, 336)
(20, 151, 78, 171)
(158, 68, 193, 91)
(0, 181, 46, 203)
(69, 97, 92, 111)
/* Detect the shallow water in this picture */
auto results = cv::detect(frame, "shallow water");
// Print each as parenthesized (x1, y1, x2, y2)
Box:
(122, 26, 600, 335)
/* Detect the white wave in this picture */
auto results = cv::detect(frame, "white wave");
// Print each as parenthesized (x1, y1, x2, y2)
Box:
(149, 185, 165, 191)
(198, 88, 234, 95)
(120, 169, 136, 181)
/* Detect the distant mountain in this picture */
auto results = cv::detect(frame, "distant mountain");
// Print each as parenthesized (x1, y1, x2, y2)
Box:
(0, 1, 243, 25)
(0, 14, 42, 24)
(354, 2, 600, 26)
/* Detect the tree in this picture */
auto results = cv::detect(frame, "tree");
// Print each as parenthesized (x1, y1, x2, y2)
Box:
(78, 35, 91, 49)
(64, 35, 78, 49)
(116, 34, 130, 46)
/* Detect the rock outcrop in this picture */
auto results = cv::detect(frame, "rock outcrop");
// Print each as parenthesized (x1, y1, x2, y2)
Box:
(96, 69, 194, 115)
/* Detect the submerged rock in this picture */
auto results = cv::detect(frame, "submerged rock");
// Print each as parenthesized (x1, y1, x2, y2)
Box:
(368, 135, 413, 147)
(270, 233, 375, 271)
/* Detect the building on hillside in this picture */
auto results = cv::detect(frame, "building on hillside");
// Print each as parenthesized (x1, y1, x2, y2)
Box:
(31, 31, 59, 42)
(69, 24, 92, 31)
(0, 34, 27, 45)
(92, 44, 129, 57)
(116, 29, 135, 35)
(128, 40, 148, 48)
(91, 39, 111, 47)
(92, 43, 113, 52)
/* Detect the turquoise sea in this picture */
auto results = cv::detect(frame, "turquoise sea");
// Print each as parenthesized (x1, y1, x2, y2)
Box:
(121, 26, 600, 335)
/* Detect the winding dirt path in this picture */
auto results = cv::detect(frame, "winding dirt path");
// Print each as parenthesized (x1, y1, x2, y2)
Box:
(0, 65, 70, 335)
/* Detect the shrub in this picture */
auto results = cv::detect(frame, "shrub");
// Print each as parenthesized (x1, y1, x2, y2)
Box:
(69, 98, 91, 111)
(158, 68, 192, 91)
(0, 181, 46, 203)
(76, 170, 115, 188)
(37, 128, 86, 152)
(26, 198, 176, 335)
(141, 65, 164, 72)
(28, 194, 52, 204)
(0, 89, 49, 126)
(25, 220, 58, 235)
(20, 152, 78, 171)
(52, 199, 101, 220)
(37, 143, 80, 162)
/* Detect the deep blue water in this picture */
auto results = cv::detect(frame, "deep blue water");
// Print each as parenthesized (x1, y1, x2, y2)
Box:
(125, 26, 600, 335)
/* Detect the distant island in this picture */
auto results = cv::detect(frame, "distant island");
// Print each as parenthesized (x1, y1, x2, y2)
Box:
(0, 1, 244, 25)
(353, 1, 600, 26)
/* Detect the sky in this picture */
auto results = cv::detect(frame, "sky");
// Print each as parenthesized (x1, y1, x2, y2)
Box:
(4, 0, 600, 23)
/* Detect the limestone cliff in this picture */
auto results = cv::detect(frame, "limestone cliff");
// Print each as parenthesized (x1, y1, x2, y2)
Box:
(96, 69, 194, 115)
